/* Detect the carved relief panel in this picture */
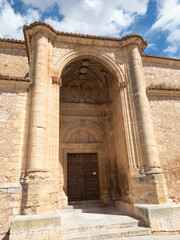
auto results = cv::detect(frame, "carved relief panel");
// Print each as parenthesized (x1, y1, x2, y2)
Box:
(61, 79, 104, 104)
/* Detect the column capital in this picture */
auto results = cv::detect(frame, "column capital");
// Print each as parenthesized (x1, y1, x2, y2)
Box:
(119, 81, 128, 88)
(52, 76, 62, 87)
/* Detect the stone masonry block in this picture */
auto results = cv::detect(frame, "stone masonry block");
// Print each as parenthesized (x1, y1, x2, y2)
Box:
(9, 211, 62, 240)
(135, 203, 180, 231)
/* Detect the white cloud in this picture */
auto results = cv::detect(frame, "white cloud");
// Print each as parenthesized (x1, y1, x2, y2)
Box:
(116, 0, 149, 15)
(151, 0, 180, 57)
(146, 43, 157, 50)
(0, 0, 149, 39)
(164, 45, 178, 54)
(0, 0, 40, 39)
(19, 0, 57, 10)
(19, 0, 149, 36)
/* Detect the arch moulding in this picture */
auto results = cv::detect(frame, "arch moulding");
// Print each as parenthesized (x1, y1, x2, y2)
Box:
(60, 120, 106, 144)
(52, 49, 126, 85)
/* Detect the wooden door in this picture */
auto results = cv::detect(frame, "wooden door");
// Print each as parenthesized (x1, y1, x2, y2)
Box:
(67, 153, 100, 201)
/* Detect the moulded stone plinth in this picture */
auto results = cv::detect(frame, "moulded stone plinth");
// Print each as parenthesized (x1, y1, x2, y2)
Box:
(9, 211, 61, 240)
(130, 173, 168, 204)
(21, 171, 59, 215)
(135, 204, 180, 232)
(115, 201, 180, 232)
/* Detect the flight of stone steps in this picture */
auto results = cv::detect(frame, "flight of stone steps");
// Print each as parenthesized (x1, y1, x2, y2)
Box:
(60, 200, 151, 240)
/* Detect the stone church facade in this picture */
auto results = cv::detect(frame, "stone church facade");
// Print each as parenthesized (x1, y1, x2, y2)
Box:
(0, 22, 180, 239)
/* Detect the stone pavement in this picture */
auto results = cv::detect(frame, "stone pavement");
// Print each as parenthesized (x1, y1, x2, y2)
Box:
(116, 234, 180, 240)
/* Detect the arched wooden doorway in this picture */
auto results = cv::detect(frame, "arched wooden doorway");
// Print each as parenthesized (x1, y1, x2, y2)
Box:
(59, 57, 129, 204)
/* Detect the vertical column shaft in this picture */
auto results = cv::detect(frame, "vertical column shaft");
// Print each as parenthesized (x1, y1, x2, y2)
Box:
(28, 33, 49, 170)
(128, 44, 161, 174)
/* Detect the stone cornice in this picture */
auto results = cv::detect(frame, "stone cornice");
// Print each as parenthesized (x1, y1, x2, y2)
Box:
(142, 54, 180, 62)
(0, 74, 30, 82)
(147, 85, 180, 91)
(23, 21, 147, 44)
(0, 75, 31, 90)
(0, 38, 26, 50)
(147, 85, 180, 96)
(23, 21, 147, 62)
(0, 38, 25, 44)
(142, 54, 180, 67)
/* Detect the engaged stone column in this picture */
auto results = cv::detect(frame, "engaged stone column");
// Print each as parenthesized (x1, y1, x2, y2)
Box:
(128, 44, 161, 174)
(21, 33, 59, 215)
(28, 33, 48, 171)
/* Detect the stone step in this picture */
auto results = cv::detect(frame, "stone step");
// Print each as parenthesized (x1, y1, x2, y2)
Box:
(70, 202, 110, 209)
(60, 205, 123, 216)
(69, 200, 102, 205)
(80, 206, 123, 214)
(62, 226, 151, 240)
(60, 208, 83, 214)
(61, 202, 150, 240)
(62, 218, 138, 234)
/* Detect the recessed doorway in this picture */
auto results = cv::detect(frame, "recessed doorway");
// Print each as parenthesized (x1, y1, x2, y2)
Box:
(67, 153, 100, 201)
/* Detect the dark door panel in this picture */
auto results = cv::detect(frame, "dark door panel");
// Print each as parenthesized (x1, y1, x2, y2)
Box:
(67, 153, 100, 201)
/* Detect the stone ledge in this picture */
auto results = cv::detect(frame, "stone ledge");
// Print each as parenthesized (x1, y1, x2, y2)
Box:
(9, 211, 62, 240)
(147, 89, 180, 96)
(0, 79, 31, 90)
(0, 182, 20, 189)
(135, 204, 180, 232)
(115, 201, 180, 232)
(0, 182, 22, 194)
(10, 211, 61, 232)
(147, 85, 180, 96)
(0, 74, 30, 82)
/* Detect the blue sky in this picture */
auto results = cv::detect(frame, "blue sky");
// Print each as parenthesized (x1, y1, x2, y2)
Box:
(0, 0, 180, 58)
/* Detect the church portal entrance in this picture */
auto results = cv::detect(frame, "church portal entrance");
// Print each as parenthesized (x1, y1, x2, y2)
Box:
(60, 57, 122, 203)
(67, 153, 100, 201)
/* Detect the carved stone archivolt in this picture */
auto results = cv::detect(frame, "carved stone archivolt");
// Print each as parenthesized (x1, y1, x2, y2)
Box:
(60, 121, 105, 144)
(60, 58, 117, 104)
(64, 127, 102, 144)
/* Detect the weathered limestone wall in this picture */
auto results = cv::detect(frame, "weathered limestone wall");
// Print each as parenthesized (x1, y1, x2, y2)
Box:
(0, 183, 22, 239)
(142, 56, 180, 88)
(148, 95, 180, 203)
(0, 82, 28, 238)
(143, 56, 180, 203)
(0, 86, 28, 182)
(0, 42, 28, 77)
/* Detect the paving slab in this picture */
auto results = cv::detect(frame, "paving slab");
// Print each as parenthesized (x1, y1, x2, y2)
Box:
(113, 234, 180, 240)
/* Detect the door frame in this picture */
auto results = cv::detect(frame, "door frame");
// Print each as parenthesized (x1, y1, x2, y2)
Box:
(67, 153, 100, 201)
(60, 143, 110, 204)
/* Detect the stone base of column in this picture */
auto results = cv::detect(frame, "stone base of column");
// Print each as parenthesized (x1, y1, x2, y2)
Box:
(129, 173, 168, 204)
(144, 165, 162, 175)
(58, 192, 68, 209)
(21, 170, 60, 215)
(9, 211, 61, 240)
